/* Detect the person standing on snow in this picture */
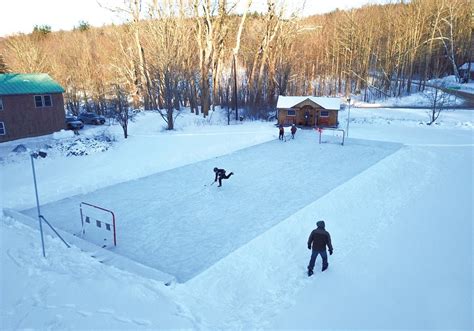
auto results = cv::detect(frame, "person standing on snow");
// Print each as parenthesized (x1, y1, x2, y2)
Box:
(279, 124, 284, 140)
(213, 167, 234, 187)
(307, 220, 333, 276)
(291, 124, 297, 139)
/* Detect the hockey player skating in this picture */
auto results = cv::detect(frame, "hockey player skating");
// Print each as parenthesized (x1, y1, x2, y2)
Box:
(307, 220, 333, 276)
(291, 124, 297, 139)
(213, 167, 234, 187)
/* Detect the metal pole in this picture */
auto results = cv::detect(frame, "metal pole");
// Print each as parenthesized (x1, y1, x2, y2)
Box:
(346, 97, 351, 138)
(40, 216, 70, 248)
(233, 53, 239, 121)
(30, 154, 46, 257)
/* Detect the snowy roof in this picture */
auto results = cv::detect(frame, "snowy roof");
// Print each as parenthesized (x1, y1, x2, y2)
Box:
(276, 96, 341, 110)
(459, 62, 474, 71)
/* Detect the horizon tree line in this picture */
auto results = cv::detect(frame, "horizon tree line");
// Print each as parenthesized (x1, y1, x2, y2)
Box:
(0, 0, 471, 131)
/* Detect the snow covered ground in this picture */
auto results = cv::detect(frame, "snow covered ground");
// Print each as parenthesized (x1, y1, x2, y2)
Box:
(1, 105, 473, 329)
(354, 76, 474, 108)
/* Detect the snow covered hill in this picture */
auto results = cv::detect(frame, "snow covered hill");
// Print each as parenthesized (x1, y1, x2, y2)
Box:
(1, 107, 473, 329)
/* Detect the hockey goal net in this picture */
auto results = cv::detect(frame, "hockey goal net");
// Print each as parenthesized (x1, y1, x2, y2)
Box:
(316, 127, 345, 146)
(79, 202, 117, 248)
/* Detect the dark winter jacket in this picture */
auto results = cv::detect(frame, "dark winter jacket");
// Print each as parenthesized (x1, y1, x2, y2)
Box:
(279, 126, 284, 134)
(308, 221, 333, 252)
(214, 168, 226, 181)
(291, 126, 297, 134)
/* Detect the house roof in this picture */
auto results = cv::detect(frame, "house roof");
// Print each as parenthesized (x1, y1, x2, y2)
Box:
(276, 96, 341, 110)
(0, 73, 65, 96)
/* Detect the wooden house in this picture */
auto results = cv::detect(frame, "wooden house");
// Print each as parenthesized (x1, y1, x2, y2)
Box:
(276, 96, 341, 127)
(0, 73, 65, 142)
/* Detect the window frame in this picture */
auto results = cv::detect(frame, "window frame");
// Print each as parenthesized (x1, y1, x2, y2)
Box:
(34, 95, 43, 108)
(287, 109, 296, 116)
(0, 122, 5, 135)
(320, 110, 329, 118)
(34, 95, 53, 108)
(43, 95, 52, 107)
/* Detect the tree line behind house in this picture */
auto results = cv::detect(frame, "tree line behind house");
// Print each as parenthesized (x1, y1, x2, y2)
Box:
(0, 0, 471, 130)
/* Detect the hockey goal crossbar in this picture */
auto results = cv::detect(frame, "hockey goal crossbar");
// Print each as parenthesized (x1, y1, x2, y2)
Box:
(80, 202, 117, 246)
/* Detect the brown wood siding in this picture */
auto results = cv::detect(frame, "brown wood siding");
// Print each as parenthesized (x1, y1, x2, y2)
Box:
(0, 93, 65, 142)
(278, 107, 338, 127)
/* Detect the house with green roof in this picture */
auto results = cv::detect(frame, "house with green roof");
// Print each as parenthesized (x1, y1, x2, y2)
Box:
(0, 73, 66, 142)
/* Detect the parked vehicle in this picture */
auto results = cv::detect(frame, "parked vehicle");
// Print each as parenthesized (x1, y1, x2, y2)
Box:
(78, 112, 106, 125)
(65, 116, 84, 130)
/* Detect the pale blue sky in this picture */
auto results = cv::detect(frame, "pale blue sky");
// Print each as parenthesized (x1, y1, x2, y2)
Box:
(1, 0, 390, 37)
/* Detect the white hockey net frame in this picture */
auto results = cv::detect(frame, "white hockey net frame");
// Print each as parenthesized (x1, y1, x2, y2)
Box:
(80, 202, 117, 247)
(317, 127, 345, 146)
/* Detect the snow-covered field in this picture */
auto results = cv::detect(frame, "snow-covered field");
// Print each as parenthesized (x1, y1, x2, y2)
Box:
(1, 105, 473, 329)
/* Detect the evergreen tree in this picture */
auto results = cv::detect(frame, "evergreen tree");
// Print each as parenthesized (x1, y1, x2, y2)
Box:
(33, 24, 52, 36)
(74, 20, 91, 32)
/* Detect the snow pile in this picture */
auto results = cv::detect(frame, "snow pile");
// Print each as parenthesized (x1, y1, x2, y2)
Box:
(52, 129, 75, 139)
(0, 134, 115, 165)
(55, 135, 114, 157)
(0, 216, 192, 329)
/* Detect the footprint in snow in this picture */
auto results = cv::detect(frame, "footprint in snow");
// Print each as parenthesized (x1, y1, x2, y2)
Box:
(77, 310, 93, 317)
(97, 308, 115, 315)
(113, 315, 133, 323)
(133, 319, 152, 326)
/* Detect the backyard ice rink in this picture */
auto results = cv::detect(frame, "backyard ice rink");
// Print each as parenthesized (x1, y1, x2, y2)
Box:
(22, 130, 401, 282)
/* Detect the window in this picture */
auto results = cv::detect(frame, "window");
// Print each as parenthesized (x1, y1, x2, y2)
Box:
(34, 95, 53, 108)
(0, 97, 3, 110)
(287, 109, 296, 116)
(0, 122, 5, 135)
(35, 95, 43, 107)
(320, 110, 329, 117)
(43, 95, 52, 107)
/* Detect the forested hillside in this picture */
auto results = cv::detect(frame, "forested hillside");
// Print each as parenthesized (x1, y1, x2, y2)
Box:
(0, 0, 471, 123)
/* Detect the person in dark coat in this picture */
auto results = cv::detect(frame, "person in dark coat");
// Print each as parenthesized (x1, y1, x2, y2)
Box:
(290, 124, 297, 139)
(307, 220, 333, 276)
(279, 125, 284, 140)
(213, 167, 234, 187)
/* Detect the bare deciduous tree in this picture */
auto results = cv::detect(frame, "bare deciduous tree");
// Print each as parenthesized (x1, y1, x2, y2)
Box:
(423, 82, 455, 125)
(5, 35, 50, 73)
(0, 54, 9, 73)
(113, 84, 132, 138)
(0, 0, 471, 121)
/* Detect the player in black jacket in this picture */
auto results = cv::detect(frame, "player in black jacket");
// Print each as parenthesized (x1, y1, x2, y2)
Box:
(213, 167, 234, 187)
(307, 220, 333, 276)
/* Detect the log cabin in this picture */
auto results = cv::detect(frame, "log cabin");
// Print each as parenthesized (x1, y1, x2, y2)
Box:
(276, 96, 341, 128)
